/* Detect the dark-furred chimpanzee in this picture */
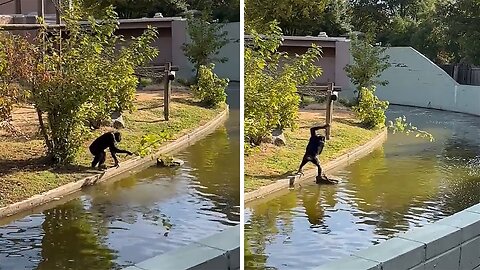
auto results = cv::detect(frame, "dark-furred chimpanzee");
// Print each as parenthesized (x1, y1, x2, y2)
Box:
(296, 124, 337, 184)
(89, 131, 133, 169)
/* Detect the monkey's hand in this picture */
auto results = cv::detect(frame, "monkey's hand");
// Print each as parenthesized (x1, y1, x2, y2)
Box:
(296, 170, 304, 176)
(114, 162, 120, 168)
(126, 151, 133, 156)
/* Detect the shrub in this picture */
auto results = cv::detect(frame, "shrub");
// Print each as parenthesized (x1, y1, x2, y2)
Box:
(353, 87, 389, 128)
(191, 64, 228, 108)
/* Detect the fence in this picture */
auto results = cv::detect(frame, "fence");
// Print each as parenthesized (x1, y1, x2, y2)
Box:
(440, 64, 480, 86)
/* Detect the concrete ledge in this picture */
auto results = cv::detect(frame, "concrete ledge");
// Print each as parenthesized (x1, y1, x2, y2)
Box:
(313, 202, 480, 270)
(245, 128, 387, 203)
(0, 106, 229, 219)
(123, 225, 240, 270)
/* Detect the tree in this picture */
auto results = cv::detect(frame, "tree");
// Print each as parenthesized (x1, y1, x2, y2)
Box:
(80, 0, 240, 22)
(442, 0, 480, 65)
(244, 22, 322, 145)
(344, 35, 390, 103)
(0, 32, 36, 135)
(182, 11, 230, 78)
(246, 0, 350, 36)
(29, 4, 158, 164)
(80, 0, 188, 19)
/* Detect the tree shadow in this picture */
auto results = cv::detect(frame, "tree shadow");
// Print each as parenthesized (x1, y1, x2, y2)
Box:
(247, 170, 297, 181)
(334, 117, 364, 128)
(0, 156, 93, 177)
(136, 104, 165, 111)
(170, 97, 204, 107)
(134, 119, 166, 123)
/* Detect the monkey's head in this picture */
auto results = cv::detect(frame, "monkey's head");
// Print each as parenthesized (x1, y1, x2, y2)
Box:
(113, 131, 122, 143)
(319, 135, 326, 143)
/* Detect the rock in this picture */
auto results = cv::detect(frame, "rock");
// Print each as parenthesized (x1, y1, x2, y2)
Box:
(111, 111, 125, 129)
(156, 158, 185, 167)
(272, 128, 286, 146)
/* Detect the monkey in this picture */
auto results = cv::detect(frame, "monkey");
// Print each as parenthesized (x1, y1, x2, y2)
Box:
(89, 131, 133, 169)
(296, 124, 337, 184)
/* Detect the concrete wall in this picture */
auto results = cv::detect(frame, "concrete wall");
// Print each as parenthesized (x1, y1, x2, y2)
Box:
(376, 47, 480, 116)
(178, 22, 240, 81)
(213, 22, 240, 81)
(123, 225, 240, 270)
(313, 203, 480, 270)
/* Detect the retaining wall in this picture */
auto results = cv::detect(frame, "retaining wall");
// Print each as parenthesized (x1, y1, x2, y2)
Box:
(124, 225, 240, 270)
(376, 47, 480, 116)
(314, 203, 480, 270)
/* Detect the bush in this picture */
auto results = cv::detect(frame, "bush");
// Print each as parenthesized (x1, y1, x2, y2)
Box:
(353, 87, 389, 128)
(191, 64, 228, 108)
(244, 22, 322, 145)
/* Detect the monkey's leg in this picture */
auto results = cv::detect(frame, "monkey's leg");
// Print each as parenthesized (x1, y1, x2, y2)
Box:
(98, 151, 107, 170)
(297, 156, 309, 175)
(91, 152, 102, 168)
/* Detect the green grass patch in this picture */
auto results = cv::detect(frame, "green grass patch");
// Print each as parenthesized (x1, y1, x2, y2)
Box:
(0, 93, 224, 207)
(244, 110, 383, 192)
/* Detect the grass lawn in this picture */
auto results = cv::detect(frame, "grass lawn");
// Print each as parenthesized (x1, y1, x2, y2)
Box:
(0, 90, 224, 207)
(244, 109, 384, 192)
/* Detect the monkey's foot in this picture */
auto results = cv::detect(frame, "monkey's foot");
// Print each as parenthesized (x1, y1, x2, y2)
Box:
(315, 175, 338, 185)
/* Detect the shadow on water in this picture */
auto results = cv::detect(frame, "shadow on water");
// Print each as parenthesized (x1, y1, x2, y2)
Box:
(0, 84, 240, 269)
(245, 105, 480, 270)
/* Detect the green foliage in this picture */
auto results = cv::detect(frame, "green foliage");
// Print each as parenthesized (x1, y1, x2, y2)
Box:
(244, 22, 322, 145)
(388, 116, 435, 142)
(352, 87, 389, 129)
(191, 64, 228, 108)
(182, 11, 231, 77)
(80, 0, 240, 22)
(79, 0, 188, 19)
(0, 33, 35, 122)
(138, 77, 153, 88)
(344, 35, 390, 103)
(138, 132, 172, 157)
(245, 0, 350, 36)
(30, 4, 158, 164)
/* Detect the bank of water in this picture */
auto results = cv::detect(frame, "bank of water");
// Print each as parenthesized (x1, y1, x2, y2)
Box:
(245, 105, 480, 270)
(0, 86, 240, 270)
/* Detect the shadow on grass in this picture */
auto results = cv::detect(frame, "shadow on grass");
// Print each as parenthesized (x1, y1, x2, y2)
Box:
(0, 156, 93, 177)
(334, 118, 364, 128)
(247, 170, 297, 181)
(170, 97, 204, 107)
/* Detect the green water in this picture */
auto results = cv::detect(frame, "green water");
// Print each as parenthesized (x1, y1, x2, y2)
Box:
(0, 86, 240, 270)
(245, 105, 480, 270)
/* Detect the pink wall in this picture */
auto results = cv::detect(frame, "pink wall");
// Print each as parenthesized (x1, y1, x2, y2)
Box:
(278, 38, 351, 90)
(0, 0, 56, 15)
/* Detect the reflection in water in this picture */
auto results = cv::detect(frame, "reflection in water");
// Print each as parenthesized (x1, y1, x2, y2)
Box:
(0, 86, 240, 269)
(245, 106, 480, 270)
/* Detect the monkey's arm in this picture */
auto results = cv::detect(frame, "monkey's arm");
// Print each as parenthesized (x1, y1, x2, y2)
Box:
(310, 124, 329, 136)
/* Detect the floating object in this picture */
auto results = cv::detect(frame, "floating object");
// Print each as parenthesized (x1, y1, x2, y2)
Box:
(315, 175, 339, 185)
(156, 157, 184, 167)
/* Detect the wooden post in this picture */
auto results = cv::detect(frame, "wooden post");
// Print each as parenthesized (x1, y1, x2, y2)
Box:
(325, 82, 334, 140)
(15, 0, 22, 14)
(164, 62, 172, 121)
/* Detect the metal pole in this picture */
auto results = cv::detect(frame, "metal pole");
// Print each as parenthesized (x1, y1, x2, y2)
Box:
(164, 62, 172, 121)
(37, 0, 44, 18)
(325, 82, 334, 140)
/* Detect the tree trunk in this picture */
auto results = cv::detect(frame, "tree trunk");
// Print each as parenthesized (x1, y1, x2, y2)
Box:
(36, 107, 53, 153)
